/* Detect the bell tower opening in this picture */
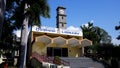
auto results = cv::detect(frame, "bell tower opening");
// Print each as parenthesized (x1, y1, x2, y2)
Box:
(56, 6, 67, 29)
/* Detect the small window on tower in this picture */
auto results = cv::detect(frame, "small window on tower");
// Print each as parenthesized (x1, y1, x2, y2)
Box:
(62, 23, 64, 27)
(62, 16, 64, 19)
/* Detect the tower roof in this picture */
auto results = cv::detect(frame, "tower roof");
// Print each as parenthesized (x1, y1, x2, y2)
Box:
(56, 6, 66, 11)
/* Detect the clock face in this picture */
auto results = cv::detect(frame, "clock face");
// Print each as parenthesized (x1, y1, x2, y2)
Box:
(59, 9, 64, 14)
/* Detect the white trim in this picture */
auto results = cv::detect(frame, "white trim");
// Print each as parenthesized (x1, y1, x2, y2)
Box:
(32, 26, 83, 36)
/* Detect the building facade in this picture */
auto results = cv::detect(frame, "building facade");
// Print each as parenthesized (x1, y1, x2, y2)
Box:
(31, 6, 92, 58)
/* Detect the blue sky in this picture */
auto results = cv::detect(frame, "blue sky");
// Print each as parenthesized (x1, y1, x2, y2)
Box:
(40, 0, 120, 45)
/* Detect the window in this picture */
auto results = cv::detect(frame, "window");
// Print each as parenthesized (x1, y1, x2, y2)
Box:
(62, 23, 64, 27)
(47, 47, 68, 57)
(62, 16, 64, 19)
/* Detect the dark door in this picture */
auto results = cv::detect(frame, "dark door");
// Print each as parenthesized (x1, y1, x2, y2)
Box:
(47, 47, 68, 57)
(62, 48, 68, 57)
(47, 47, 53, 56)
(54, 48, 61, 56)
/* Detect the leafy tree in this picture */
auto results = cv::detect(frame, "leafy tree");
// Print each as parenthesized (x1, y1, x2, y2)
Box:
(96, 43, 114, 60)
(115, 22, 120, 40)
(94, 26, 111, 44)
(1, 0, 16, 45)
(80, 22, 97, 44)
(7, 0, 50, 67)
(0, 1, 19, 65)
(85, 43, 120, 68)
(1, 20, 14, 47)
(80, 22, 111, 44)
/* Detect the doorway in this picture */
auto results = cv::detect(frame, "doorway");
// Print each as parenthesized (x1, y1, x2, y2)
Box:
(47, 47, 68, 57)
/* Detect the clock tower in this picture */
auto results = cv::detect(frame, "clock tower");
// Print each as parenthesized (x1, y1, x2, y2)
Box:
(56, 6, 66, 29)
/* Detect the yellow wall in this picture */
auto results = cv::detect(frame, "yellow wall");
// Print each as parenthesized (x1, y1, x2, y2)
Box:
(48, 43, 56, 47)
(32, 42, 46, 55)
(68, 46, 80, 57)
(32, 42, 81, 57)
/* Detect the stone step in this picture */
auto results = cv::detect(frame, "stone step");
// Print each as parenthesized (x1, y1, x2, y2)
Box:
(61, 57, 104, 68)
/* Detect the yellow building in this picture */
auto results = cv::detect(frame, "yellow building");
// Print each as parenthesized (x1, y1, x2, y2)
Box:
(31, 6, 92, 58)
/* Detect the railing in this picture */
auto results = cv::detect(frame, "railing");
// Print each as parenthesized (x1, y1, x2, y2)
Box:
(31, 52, 70, 66)
(32, 52, 45, 62)
(61, 59, 70, 66)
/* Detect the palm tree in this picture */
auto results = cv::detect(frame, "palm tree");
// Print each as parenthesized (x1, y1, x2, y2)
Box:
(11, 0, 50, 68)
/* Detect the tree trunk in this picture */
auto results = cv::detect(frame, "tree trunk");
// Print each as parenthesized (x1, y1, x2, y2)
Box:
(19, 3, 29, 68)
(26, 25, 32, 67)
(0, 0, 6, 40)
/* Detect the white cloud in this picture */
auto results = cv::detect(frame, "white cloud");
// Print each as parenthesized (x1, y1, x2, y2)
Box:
(90, 20, 94, 23)
(15, 29, 30, 37)
(112, 39, 120, 45)
(15, 30, 21, 37)
(81, 20, 94, 27)
(66, 26, 81, 31)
